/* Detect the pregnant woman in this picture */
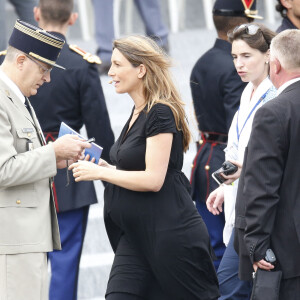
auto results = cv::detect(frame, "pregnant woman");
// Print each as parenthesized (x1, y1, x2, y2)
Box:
(70, 35, 219, 300)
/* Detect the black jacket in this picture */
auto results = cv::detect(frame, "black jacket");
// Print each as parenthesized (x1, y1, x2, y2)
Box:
(30, 33, 114, 212)
(234, 81, 300, 280)
(190, 38, 245, 201)
(276, 17, 298, 32)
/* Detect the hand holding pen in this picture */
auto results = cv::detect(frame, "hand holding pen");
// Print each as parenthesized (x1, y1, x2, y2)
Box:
(86, 137, 95, 143)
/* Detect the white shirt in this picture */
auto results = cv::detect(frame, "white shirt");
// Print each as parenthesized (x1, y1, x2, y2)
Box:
(277, 77, 300, 96)
(0, 67, 25, 104)
(222, 77, 277, 245)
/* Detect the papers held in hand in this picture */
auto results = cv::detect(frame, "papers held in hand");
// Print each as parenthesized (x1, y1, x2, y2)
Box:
(58, 122, 103, 163)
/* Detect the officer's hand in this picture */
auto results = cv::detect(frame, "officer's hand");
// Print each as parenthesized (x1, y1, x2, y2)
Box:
(52, 134, 91, 162)
(206, 185, 225, 215)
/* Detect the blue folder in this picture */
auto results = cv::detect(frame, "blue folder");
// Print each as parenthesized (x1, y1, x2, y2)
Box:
(58, 122, 103, 164)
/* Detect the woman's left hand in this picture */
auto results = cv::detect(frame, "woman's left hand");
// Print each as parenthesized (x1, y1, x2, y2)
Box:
(69, 160, 102, 182)
(222, 160, 242, 184)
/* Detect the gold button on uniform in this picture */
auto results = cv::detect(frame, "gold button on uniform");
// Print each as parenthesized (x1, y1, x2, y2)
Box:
(205, 165, 210, 170)
(199, 140, 203, 145)
(16, 200, 21, 204)
(27, 133, 31, 137)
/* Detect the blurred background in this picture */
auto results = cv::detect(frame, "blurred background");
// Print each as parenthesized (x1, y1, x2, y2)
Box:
(2, 1, 281, 299)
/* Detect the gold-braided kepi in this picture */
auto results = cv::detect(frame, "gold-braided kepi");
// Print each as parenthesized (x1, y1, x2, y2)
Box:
(213, 0, 263, 20)
(242, 0, 263, 19)
(8, 20, 65, 69)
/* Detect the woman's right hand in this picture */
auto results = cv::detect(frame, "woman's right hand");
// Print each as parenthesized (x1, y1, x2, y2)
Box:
(98, 158, 116, 169)
(84, 154, 116, 169)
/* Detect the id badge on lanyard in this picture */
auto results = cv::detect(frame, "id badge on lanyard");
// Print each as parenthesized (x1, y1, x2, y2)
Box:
(236, 89, 270, 142)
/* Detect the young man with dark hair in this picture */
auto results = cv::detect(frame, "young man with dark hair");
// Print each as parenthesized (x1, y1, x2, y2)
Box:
(30, 1, 114, 299)
(190, 0, 254, 270)
(276, 0, 300, 32)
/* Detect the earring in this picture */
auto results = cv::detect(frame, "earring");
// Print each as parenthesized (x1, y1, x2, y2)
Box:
(266, 61, 269, 64)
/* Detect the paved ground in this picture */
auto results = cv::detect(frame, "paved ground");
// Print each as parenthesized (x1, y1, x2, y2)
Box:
(3, 1, 280, 299)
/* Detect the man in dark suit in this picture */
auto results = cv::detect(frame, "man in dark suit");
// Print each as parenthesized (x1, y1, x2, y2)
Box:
(29, 1, 114, 299)
(234, 29, 300, 299)
(190, 0, 258, 271)
(276, 0, 300, 32)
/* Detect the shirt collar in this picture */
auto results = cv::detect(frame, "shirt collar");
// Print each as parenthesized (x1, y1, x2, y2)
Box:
(0, 67, 25, 104)
(277, 77, 300, 96)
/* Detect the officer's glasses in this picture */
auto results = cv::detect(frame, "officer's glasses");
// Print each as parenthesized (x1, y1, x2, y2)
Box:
(233, 24, 260, 35)
(25, 54, 53, 76)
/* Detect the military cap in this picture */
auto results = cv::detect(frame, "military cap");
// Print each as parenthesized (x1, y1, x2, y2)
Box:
(8, 20, 65, 69)
(213, 0, 262, 19)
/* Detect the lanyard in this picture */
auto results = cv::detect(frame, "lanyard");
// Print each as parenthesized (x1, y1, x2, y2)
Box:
(236, 89, 270, 142)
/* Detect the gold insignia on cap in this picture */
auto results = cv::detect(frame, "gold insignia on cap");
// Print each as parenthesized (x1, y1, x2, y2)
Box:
(29, 52, 56, 65)
(244, 9, 263, 19)
(242, 0, 263, 19)
(15, 22, 64, 49)
(69, 45, 102, 65)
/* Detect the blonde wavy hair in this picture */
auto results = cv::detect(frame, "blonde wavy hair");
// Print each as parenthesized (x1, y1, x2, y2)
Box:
(113, 35, 191, 152)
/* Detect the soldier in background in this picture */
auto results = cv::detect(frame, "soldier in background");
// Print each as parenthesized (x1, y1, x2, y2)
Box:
(30, 0, 114, 299)
(190, 0, 261, 271)
(276, 0, 300, 32)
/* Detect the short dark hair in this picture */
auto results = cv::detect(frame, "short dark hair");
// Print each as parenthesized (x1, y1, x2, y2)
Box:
(228, 23, 276, 53)
(275, 0, 287, 18)
(213, 15, 252, 36)
(39, 0, 73, 25)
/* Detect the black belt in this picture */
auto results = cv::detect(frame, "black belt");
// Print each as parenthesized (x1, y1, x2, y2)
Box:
(200, 132, 227, 144)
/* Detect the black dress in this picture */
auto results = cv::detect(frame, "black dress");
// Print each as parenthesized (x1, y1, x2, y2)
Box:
(104, 103, 219, 300)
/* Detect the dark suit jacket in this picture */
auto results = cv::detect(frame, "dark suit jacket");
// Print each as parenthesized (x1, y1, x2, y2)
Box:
(276, 17, 298, 33)
(234, 80, 300, 280)
(190, 38, 245, 201)
(30, 33, 114, 212)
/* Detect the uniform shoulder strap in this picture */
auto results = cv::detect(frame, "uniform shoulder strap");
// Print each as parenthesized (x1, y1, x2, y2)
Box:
(69, 44, 101, 64)
(0, 50, 7, 57)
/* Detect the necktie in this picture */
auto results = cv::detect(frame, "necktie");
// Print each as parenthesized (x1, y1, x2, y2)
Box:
(25, 97, 59, 206)
(24, 97, 32, 115)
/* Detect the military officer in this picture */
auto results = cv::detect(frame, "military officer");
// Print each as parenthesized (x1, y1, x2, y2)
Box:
(0, 20, 91, 300)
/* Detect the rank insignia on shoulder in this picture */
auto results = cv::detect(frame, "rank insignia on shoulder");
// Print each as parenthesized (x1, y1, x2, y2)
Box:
(0, 50, 7, 57)
(69, 45, 101, 64)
